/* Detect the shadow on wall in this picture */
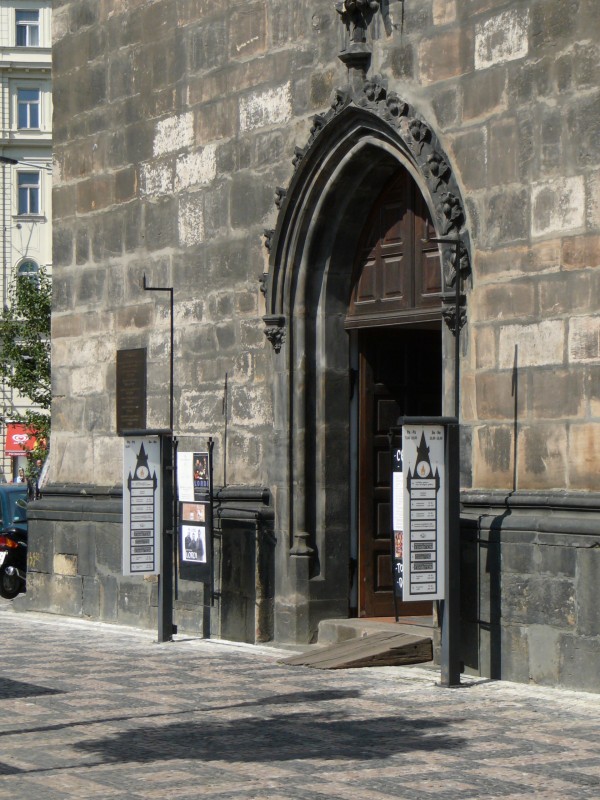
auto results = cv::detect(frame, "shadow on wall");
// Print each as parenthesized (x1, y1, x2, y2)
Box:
(460, 346, 520, 679)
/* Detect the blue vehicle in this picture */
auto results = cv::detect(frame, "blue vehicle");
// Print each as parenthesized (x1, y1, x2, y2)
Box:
(0, 484, 29, 599)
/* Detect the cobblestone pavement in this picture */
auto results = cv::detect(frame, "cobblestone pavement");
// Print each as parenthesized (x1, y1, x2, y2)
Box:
(0, 604, 599, 799)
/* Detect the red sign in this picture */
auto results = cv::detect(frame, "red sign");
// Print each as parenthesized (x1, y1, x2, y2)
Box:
(5, 423, 37, 455)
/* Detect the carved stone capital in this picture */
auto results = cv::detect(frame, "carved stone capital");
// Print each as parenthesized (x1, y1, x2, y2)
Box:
(263, 314, 286, 353)
(442, 299, 467, 336)
(338, 43, 372, 80)
(290, 530, 314, 556)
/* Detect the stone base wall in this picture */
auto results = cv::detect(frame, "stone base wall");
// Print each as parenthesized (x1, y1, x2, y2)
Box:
(461, 491, 600, 693)
(19, 485, 274, 643)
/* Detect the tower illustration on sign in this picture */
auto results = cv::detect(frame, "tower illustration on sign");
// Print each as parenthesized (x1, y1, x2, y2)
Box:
(127, 443, 158, 573)
(406, 431, 440, 595)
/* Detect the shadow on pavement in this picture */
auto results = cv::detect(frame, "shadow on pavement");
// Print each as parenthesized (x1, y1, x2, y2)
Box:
(0, 689, 361, 740)
(74, 710, 465, 764)
(0, 678, 64, 700)
(215, 688, 362, 710)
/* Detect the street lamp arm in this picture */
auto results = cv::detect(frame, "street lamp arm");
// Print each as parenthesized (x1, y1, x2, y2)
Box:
(0, 155, 51, 173)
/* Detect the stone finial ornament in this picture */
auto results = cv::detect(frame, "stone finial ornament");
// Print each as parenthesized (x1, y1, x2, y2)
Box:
(335, 0, 380, 43)
(441, 192, 464, 234)
(363, 73, 387, 103)
(426, 152, 450, 191)
(408, 118, 430, 154)
(385, 91, 408, 118)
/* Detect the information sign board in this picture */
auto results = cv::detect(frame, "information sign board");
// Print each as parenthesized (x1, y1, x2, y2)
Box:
(122, 436, 161, 576)
(401, 424, 445, 601)
(116, 348, 147, 434)
(391, 445, 404, 600)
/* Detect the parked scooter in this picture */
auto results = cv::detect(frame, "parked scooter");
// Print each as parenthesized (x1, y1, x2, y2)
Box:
(0, 530, 27, 598)
(0, 490, 28, 599)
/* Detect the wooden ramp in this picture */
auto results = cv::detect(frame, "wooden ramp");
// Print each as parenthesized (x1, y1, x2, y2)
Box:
(280, 631, 433, 670)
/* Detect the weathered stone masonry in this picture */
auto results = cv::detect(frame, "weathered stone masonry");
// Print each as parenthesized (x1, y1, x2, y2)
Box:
(20, 0, 600, 691)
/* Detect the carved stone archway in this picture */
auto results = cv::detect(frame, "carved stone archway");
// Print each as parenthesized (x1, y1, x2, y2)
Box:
(261, 10, 472, 642)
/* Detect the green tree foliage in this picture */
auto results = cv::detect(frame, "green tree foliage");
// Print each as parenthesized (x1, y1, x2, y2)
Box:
(0, 266, 51, 469)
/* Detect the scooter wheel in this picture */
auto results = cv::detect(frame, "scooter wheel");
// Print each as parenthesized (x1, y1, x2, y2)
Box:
(0, 569, 23, 599)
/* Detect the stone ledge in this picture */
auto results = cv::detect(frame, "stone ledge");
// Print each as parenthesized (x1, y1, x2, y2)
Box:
(462, 489, 600, 511)
(461, 490, 600, 539)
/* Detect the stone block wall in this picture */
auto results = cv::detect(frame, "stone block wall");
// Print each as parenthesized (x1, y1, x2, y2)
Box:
(20, 485, 273, 639)
(461, 491, 600, 693)
(50, 0, 342, 489)
(49, 0, 600, 495)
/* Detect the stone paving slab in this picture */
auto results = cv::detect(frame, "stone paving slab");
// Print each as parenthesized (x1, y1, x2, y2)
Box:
(0, 603, 599, 799)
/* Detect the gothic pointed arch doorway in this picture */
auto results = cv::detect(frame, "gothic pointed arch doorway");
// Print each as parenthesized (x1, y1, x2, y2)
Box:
(346, 171, 442, 618)
(263, 95, 470, 642)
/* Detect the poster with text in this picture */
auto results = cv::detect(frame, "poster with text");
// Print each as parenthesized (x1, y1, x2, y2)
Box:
(178, 500, 211, 582)
(177, 451, 210, 502)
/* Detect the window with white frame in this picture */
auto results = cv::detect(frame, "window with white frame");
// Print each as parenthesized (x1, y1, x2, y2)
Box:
(17, 171, 40, 215)
(15, 10, 40, 47)
(17, 89, 40, 129)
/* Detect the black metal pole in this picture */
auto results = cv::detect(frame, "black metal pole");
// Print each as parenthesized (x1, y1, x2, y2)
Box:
(454, 241, 461, 418)
(203, 437, 215, 639)
(388, 429, 400, 624)
(143, 275, 174, 431)
(441, 420, 461, 686)
(173, 435, 179, 602)
(143, 276, 175, 643)
(422, 235, 464, 686)
(157, 432, 174, 642)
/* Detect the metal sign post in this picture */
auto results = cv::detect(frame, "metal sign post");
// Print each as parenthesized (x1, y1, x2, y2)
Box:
(441, 419, 461, 687)
(122, 429, 175, 643)
(140, 276, 176, 644)
(158, 431, 174, 643)
(391, 416, 461, 687)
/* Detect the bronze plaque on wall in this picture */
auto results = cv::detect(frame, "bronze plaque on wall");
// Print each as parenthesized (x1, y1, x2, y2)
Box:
(116, 348, 147, 434)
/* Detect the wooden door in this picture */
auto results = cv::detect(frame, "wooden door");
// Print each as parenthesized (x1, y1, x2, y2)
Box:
(346, 173, 441, 328)
(346, 167, 444, 618)
(358, 328, 441, 618)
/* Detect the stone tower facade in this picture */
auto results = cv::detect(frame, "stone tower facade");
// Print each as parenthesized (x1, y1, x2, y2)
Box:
(22, 0, 600, 692)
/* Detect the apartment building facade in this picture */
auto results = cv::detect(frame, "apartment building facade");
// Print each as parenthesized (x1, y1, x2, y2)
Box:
(0, 1, 52, 480)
